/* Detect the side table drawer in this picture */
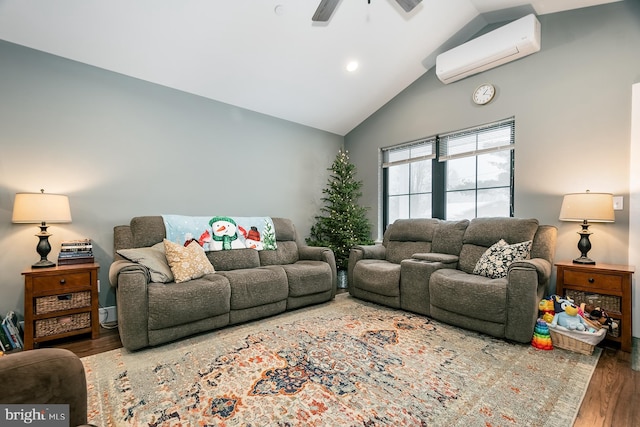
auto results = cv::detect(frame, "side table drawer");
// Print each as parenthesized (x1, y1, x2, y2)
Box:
(35, 291, 92, 315)
(563, 270, 622, 292)
(32, 272, 91, 292)
(35, 312, 91, 338)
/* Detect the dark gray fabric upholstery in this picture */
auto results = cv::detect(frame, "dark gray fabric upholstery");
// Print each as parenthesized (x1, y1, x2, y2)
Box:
(147, 274, 230, 330)
(110, 216, 336, 351)
(347, 217, 557, 344)
(208, 248, 260, 271)
(219, 266, 289, 310)
(429, 269, 508, 323)
(431, 219, 469, 255)
(458, 217, 539, 274)
(0, 348, 89, 427)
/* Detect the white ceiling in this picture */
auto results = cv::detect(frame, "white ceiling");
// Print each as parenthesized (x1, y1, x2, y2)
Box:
(0, 0, 620, 135)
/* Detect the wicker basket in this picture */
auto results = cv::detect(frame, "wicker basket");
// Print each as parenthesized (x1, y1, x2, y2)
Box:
(35, 291, 91, 315)
(547, 323, 607, 355)
(35, 312, 91, 338)
(565, 290, 621, 313)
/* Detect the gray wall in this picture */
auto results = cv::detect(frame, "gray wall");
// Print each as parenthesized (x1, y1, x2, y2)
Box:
(345, 1, 640, 273)
(0, 40, 343, 314)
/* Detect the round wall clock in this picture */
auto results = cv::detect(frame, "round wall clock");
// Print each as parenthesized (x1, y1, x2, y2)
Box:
(472, 83, 496, 105)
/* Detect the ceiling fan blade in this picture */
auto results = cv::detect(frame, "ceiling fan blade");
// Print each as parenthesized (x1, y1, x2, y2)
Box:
(395, 0, 422, 13)
(312, 0, 341, 22)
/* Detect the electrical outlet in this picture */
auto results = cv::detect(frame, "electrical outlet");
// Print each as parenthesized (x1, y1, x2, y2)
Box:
(613, 196, 623, 210)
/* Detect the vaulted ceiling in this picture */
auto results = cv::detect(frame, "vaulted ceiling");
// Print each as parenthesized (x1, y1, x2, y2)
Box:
(0, 0, 621, 135)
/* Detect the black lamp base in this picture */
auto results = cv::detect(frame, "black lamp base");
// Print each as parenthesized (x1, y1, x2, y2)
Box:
(32, 221, 56, 269)
(573, 220, 596, 265)
(32, 259, 56, 269)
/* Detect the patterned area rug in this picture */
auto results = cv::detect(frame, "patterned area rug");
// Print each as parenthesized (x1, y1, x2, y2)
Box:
(82, 295, 600, 426)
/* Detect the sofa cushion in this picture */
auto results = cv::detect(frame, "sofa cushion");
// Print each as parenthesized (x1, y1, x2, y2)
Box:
(117, 242, 173, 283)
(430, 269, 508, 323)
(130, 216, 166, 248)
(473, 239, 532, 279)
(384, 218, 440, 264)
(207, 248, 260, 271)
(218, 266, 289, 310)
(431, 220, 469, 255)
(164, 240, 215, 283)
(282, 261, 333, 297)
(259, 241, 299, 266)
(353, 260, 401, 297)
(147, 274, 230, 330)
(459, 218, 539, 274)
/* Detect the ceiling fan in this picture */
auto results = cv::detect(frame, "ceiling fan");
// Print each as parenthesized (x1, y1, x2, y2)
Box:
(312, 0, 423, 22)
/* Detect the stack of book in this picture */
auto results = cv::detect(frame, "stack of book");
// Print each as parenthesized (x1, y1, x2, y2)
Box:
(0, 311, 23, 352)
(58, 239, 94, 265)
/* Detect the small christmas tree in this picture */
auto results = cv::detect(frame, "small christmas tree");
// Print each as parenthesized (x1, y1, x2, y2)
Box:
(306, 148, 374, 270)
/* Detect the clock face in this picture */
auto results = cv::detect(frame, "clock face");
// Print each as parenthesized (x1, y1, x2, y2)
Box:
(473, 84, 495, 105)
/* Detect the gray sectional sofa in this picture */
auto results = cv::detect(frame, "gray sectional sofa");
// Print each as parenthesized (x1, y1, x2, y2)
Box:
(109, 216, 336, 351)
(348, 217, 557, 343)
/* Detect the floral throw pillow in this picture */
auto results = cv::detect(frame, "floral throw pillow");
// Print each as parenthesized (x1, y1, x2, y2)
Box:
(473, 239, 532, 279)
(164, 239, 215, 283)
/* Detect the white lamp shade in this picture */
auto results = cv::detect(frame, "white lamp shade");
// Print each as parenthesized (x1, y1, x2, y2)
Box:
(559, 192, 615, 223)
(12, 192, 72, 223)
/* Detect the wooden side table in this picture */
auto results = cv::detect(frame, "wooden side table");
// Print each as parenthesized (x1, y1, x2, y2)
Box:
(22, 263, 100, 350)
(555, 261, 634, 353)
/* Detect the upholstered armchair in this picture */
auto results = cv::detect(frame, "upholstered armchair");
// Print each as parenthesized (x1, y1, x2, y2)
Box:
(0, 348, 93, 427)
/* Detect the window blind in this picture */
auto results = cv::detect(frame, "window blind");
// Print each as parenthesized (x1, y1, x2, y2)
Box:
(382, 137, 436, 168)
(438, 117, 515, 161)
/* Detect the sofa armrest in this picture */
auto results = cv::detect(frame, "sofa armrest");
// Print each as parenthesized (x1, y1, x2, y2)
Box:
(108, 260, 151, 350)
(347, 244, 386, 289)
(108, 259, 150, 288)
(298, 245, 338, 298)
(400, 258, 458, 316)
(412, 252, 459, 264)
(504, 258, 551, 342)
(351, 243, 386, 260)
(0, 348, 89, 427)
(509, 258, 552, 285)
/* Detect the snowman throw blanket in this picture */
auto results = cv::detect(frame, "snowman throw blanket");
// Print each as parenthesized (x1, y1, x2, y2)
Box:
(162, 215, 277, 251)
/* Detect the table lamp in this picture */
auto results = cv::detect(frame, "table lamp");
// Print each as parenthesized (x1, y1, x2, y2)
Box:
(12, 189, 72, 268)
(559, 190, 614, 265)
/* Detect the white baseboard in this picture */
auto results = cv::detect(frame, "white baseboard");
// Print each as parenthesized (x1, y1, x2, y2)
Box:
(99, 306, 117, 324)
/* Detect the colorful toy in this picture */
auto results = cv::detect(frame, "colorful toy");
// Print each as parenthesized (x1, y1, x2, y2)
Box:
(550, 295, 590, 331)
(531, 318, 553, 350)
(538, 298, 555, 323)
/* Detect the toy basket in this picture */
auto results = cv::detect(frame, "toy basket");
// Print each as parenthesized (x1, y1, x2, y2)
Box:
(547, 323, 606, 355)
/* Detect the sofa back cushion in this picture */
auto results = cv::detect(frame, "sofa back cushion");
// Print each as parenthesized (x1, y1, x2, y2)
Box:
(207, 249, 260, 271)
(458, 217, 539, 274)
(259, 217, 299, 266)
(130, 216, 166, 248)
(385, 219, 441, 264)
(431, 219, 469, 255)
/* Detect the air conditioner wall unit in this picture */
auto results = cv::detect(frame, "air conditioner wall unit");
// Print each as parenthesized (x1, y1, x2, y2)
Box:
(435, 13, 541, 84)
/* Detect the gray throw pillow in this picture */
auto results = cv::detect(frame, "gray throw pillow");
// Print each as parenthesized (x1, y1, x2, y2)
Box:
(117, 242, 174, 283)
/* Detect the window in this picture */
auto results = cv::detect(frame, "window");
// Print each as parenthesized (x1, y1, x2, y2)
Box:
(382, 118, 514, 227)
(382, 138, 436, 225)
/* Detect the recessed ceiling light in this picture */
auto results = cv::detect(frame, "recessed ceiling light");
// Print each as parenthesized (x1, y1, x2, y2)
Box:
(274, 5, 285, 16)
(346, 61, 359, 72)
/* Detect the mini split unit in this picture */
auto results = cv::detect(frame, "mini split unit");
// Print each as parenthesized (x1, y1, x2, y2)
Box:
(436, 14, 541, 84)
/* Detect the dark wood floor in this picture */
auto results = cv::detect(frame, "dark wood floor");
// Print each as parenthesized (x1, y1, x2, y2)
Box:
(53, 323, 639, 427)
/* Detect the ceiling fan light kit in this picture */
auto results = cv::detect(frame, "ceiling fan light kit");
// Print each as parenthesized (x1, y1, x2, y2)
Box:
(312, 0, 422, 22)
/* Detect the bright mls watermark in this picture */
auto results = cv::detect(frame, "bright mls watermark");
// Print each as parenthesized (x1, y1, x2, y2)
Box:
(0, 405, 68, 426)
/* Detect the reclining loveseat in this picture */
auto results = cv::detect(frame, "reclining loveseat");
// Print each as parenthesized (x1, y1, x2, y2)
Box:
(348, 217, 557, 343)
